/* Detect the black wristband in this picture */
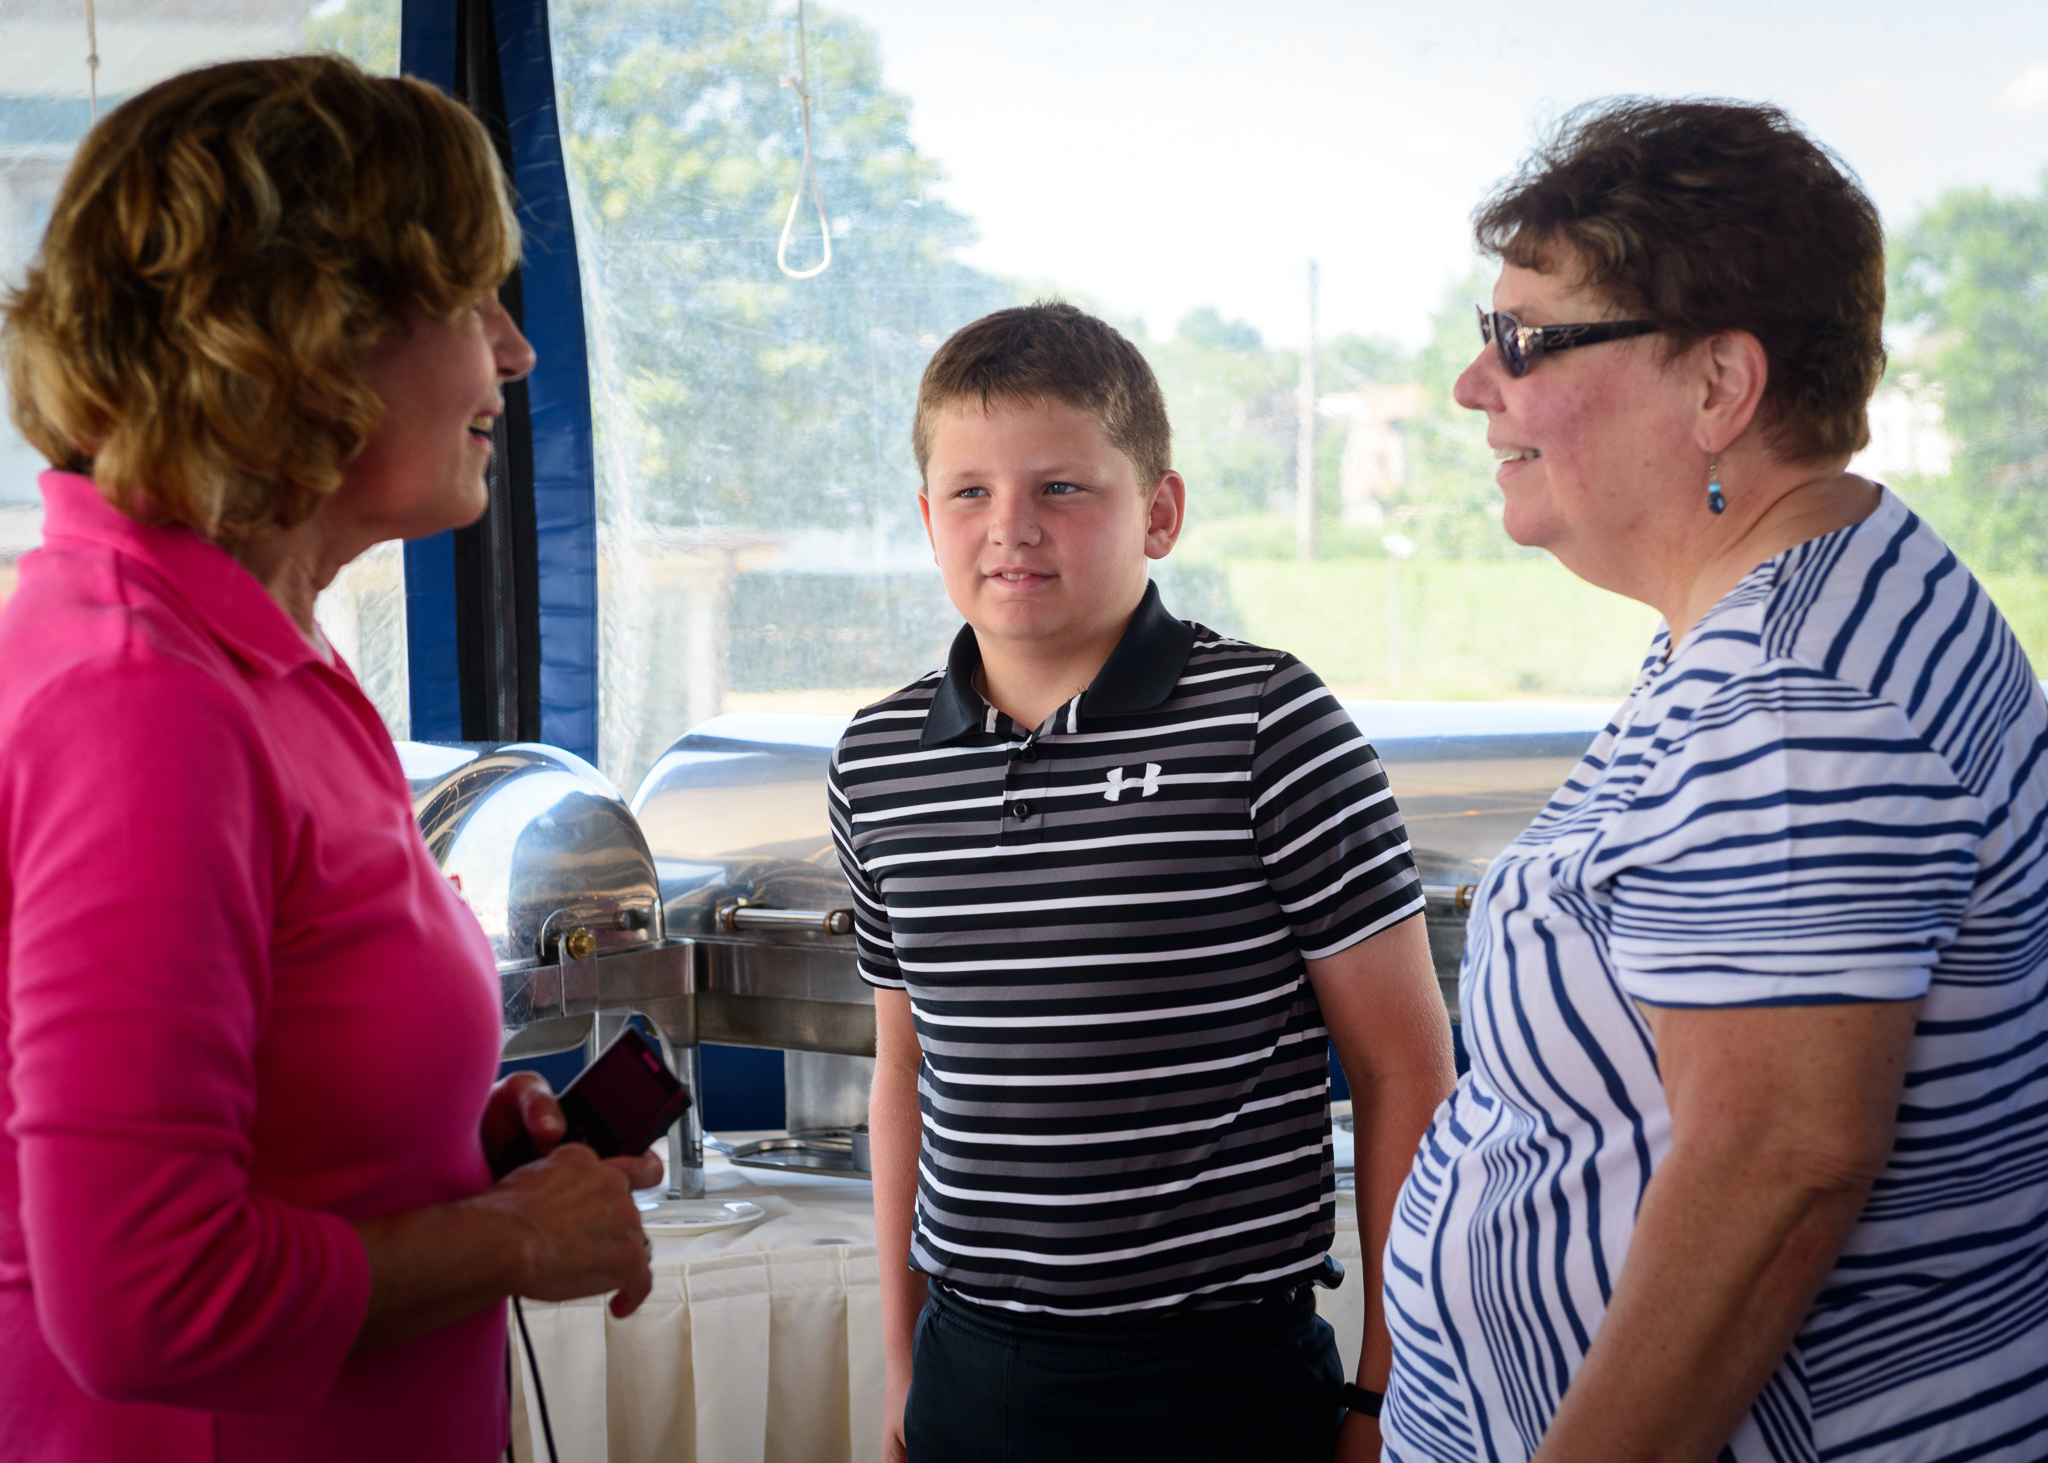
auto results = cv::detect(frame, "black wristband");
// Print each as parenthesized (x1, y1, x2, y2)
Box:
(1340, 1383, 1383, 1418)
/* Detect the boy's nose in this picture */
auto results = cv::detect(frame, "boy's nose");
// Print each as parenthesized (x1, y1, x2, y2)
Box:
(988, 492, 1041, 545)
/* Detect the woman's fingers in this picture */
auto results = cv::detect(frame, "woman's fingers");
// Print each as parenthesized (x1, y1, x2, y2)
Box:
(479, 1071, 565, 1174)
(481, 1143, 652, 1305)
(608, 1247, 656, 1319)
(515, 1079, 568, 1149)
(605, 1149, 665, 1192)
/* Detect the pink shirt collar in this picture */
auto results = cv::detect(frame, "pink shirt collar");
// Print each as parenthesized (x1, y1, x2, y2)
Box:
(37, 470, 324, 681)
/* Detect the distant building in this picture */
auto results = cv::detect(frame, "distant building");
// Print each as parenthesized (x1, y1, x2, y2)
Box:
(1852, 374, 1954, 483)
(1321, 383, 1427, 527)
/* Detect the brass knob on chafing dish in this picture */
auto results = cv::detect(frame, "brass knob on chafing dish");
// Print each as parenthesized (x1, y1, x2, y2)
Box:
(564, 926, 597, 961)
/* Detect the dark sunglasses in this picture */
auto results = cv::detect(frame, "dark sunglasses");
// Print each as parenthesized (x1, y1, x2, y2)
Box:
(1476, 306, 1660, 378)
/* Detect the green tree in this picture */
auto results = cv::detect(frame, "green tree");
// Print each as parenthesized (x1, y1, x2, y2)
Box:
(549, 0, 1012, 537)
(1889, 176, 2048, 567)
(305, 0, 400, 74)
(1147, 308, 1295, 519)
(1376, 268, 1530, 560)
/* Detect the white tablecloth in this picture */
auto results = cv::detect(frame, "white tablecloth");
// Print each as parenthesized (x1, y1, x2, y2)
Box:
(511, 1153, 1365, 1463)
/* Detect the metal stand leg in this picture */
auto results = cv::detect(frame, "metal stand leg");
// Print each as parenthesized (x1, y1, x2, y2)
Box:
(645, 1025, 703, 1199)
(667, 1043, 704, 1198)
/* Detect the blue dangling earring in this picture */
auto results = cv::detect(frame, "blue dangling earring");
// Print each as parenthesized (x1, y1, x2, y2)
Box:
(1707, 455, 1726, 516)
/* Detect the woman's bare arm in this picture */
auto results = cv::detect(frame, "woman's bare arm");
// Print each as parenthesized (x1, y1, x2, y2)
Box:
(1529, 998, 1921, 1463)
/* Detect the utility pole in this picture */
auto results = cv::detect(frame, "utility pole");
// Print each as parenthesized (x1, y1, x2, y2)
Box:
(1295, 260, 1319, 562)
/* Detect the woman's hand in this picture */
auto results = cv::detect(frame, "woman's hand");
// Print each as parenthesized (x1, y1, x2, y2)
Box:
(480, 1069, 664, 1190)
(471, 1142, 657, 1317)
(351, 1138, 659, 1354)
(349, 1074, 667, 1354)
(481, 1070, 568, 1176)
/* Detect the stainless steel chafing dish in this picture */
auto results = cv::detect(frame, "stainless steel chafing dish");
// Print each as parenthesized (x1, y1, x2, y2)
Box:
(397, 741, 708, 1199)
(629, 716, 874, 1163)
(626, 701, 1614, 1170)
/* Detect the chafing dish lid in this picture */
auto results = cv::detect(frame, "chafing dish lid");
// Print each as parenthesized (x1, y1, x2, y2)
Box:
(398, 742, 659, 971)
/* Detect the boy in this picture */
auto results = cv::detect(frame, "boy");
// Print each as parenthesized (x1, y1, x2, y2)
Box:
(828, 303, 1454, 1463)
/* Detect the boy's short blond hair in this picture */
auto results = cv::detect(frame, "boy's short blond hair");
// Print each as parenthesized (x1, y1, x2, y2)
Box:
(912, 302, 1172, 489)
(2, 55, 520, 541)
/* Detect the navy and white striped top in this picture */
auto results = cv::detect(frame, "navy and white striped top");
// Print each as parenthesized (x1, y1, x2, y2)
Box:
(830, 584, 1423, 1315)
(1384, 491, 2048, 1462)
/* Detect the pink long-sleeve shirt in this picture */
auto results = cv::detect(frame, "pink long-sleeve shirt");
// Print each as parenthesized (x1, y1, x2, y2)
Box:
(0, 472, 508, 1461)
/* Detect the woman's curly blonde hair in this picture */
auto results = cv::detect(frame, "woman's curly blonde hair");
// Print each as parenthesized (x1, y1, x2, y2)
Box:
(2, 54, 521, 541)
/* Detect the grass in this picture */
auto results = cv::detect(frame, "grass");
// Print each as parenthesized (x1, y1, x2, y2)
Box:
(1979, 574, 2048, 668)
(1216, 557, 1661, 701)
(1184, 511, 2048, 701)
(703, 554, 2048, 718)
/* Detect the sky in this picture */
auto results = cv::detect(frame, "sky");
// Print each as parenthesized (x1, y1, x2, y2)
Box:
(826, 0, 2048, 351)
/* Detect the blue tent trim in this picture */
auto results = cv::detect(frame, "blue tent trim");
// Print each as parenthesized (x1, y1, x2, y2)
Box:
(398, 2, 463, 742)
(495, 0, 599, 761)
(399, 0, 600, 762)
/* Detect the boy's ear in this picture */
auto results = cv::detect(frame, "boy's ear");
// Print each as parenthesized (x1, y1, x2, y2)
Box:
(1144, 471, 1187, 561)
(917, 484, 936, 558)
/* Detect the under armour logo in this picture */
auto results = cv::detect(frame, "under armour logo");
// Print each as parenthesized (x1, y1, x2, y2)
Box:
(1104, 763, 1162, 802)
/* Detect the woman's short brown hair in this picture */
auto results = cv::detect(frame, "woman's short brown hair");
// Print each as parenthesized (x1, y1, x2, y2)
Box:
(1475, 98, 1885, 464)
(3, 55, 520, 540)
(913, 302, 1173, 488)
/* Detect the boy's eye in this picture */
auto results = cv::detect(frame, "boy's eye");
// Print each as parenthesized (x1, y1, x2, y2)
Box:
(1044, 480, 1084, 496)
(956, 486, 989, 499)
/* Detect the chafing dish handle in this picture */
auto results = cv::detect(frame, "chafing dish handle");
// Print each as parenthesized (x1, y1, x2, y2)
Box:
(1418, 883, 1480, 912)
(717, 900, 854, 936)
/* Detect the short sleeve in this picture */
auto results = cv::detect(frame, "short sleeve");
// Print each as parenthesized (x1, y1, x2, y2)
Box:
(827, 742, 905, 991)
(1250, 657, 1423, 960)
(1597, 668, 1982, 1007)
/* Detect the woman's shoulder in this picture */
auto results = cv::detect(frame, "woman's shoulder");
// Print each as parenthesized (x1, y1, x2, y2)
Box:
(1663, 491, 2044, 798)
(0, 542, 256, 763)
(1754, 490, 2027, 702)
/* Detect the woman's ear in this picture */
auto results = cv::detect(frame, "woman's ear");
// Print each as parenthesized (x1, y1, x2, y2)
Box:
(1697, 330, 1769, 455)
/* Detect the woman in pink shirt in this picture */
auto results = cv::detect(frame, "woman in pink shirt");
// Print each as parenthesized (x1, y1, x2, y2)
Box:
(0, 57, 659, 1461)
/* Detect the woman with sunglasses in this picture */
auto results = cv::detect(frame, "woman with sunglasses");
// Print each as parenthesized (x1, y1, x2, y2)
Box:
(1380, 100, 2048, 1462)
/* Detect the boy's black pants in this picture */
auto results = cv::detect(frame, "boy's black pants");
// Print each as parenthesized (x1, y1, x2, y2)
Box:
(903, 1281, 1346, 1462)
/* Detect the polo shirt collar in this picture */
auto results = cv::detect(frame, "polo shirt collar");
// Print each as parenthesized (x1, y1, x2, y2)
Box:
(920, 580, 1199, 747)
(37, 469, 325, 679)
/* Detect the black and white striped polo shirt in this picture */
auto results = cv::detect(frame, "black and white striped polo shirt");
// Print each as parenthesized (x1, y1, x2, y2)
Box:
(828, 583, 1423, 1316)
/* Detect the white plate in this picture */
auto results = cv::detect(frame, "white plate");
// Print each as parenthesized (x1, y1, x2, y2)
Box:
(637, 1198, 765, 1232)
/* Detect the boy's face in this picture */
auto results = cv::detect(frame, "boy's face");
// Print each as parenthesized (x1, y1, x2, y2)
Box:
(920, 397, 1184, 665)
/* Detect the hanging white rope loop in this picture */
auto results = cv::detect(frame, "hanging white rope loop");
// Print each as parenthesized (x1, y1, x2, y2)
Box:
(775, 0, 832, 281)
(85, 0, 101, 122)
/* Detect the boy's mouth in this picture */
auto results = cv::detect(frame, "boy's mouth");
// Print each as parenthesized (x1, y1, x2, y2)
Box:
(989, 567, 1054, 584)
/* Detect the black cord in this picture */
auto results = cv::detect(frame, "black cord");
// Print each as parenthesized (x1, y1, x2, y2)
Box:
(503, 1336, 515, 1463)
(512, 1296, 560, 1463)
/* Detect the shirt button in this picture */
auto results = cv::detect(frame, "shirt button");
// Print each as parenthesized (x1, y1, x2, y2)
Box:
(1020, 745, 1038, 762)
(1011, 802, 1032, 820)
